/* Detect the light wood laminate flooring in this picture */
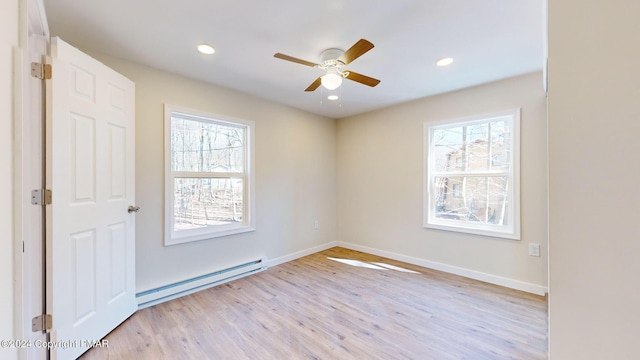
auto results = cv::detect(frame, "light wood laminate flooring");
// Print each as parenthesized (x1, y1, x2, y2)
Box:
(80, 247, 548, 359)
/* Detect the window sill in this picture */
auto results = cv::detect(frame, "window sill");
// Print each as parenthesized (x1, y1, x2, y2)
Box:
(424, 221, 520, 240)
(164, 224, 255, 246)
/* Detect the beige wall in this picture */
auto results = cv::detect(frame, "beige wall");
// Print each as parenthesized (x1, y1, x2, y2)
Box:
(86, 52, 338, 293)
(337, 72, 548, 290)
(1, 0, 18, 359)
(548, 0, 640, 358)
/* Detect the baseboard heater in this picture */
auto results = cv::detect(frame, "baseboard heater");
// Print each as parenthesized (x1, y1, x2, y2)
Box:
(136, 257, 268, 309)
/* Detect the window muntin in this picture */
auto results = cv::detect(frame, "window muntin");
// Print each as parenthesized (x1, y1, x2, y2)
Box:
(165, 105, 255, 245)
(424, 109, 520, 239)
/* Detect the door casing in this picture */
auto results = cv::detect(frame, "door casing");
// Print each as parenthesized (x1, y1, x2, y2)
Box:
(14, 0, 49, 359)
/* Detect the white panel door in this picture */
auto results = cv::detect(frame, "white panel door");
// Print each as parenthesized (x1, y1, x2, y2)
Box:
(46, 37, 136, 360)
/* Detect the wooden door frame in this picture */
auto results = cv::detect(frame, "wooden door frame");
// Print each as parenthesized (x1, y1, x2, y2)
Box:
(14, 0, 49, 358)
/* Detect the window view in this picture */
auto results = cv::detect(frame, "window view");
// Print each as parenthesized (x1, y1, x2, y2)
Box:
(424, 109, 520, 239)
(165, 105, 254, 245)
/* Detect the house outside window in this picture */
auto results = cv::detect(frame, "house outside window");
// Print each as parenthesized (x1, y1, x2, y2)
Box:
(424, 109, 520, 239)
(164, 105, 255, 245)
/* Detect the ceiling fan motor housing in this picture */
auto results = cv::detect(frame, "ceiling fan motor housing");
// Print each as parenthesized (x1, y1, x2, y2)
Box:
(320, 48, 345, 69)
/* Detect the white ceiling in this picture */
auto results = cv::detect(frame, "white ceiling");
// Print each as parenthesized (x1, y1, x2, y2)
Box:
(42, 0, 544, 119)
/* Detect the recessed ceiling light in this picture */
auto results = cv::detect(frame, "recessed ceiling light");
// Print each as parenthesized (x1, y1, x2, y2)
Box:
(327, 95, 339, 101)
(436, 57, 454, 67)
(197, 44, 215, 55)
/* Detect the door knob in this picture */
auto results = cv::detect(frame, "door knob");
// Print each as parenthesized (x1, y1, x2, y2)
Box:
(128, 205, 140, 213)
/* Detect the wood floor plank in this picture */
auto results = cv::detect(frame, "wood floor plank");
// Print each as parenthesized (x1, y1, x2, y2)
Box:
(79, 247, 548, 359)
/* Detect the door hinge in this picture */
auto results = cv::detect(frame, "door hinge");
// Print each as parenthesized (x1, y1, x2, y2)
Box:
(32, 314, 52, 332)
(30, 62, 52, 80)
(31, 189, 52, 205)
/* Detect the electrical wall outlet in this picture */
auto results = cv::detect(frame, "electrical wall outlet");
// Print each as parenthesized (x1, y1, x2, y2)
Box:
(314, 220, 319, 230)
(528, 243, 540, 257)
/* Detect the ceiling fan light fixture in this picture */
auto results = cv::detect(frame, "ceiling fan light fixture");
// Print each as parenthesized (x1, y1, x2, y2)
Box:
(197, 44, 215, 55)
(321, 72, 343, 90)
(327, 94, 339, 101)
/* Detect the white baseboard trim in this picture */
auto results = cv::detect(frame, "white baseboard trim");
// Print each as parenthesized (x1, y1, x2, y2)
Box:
(135, 239, 546, 310)
(336, 242, 548, 296)
(268, 241, 339, 268)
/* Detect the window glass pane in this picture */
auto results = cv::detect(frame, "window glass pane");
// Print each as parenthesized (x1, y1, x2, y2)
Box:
(466, 123, 490, 171)
(173, 178, 244, 231)
(432, 120, 511, 172)
(433, 176, 509, 225)
(489, 120, 510, 169)
(171, 117, 244, 172)
(432, 126, 463, 172)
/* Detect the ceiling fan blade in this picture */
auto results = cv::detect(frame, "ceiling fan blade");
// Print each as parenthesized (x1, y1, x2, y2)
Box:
(305, 77, 322, 92)
(274, 53, 318, 67)
(344, 71, 380, 87)
(338, 39, 374, 65)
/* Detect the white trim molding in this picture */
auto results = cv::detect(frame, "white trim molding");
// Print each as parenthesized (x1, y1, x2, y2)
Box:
(267, 242, 339, 268)
(336, 242, 547, 296)
(424, 108, 521, 240)
(163, 104, 256, 246)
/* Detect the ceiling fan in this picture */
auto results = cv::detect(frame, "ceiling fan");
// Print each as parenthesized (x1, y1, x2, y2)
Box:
(274, 38, 381, 92)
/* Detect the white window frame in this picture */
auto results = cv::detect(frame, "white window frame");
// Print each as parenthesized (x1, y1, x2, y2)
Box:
(164, 104, 255, 246)
(423, 109, 521, 240)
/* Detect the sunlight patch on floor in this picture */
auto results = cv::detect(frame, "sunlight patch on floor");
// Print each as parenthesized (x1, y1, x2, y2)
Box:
(327, 257, 420, 274)
(371, 262, 420, 274)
